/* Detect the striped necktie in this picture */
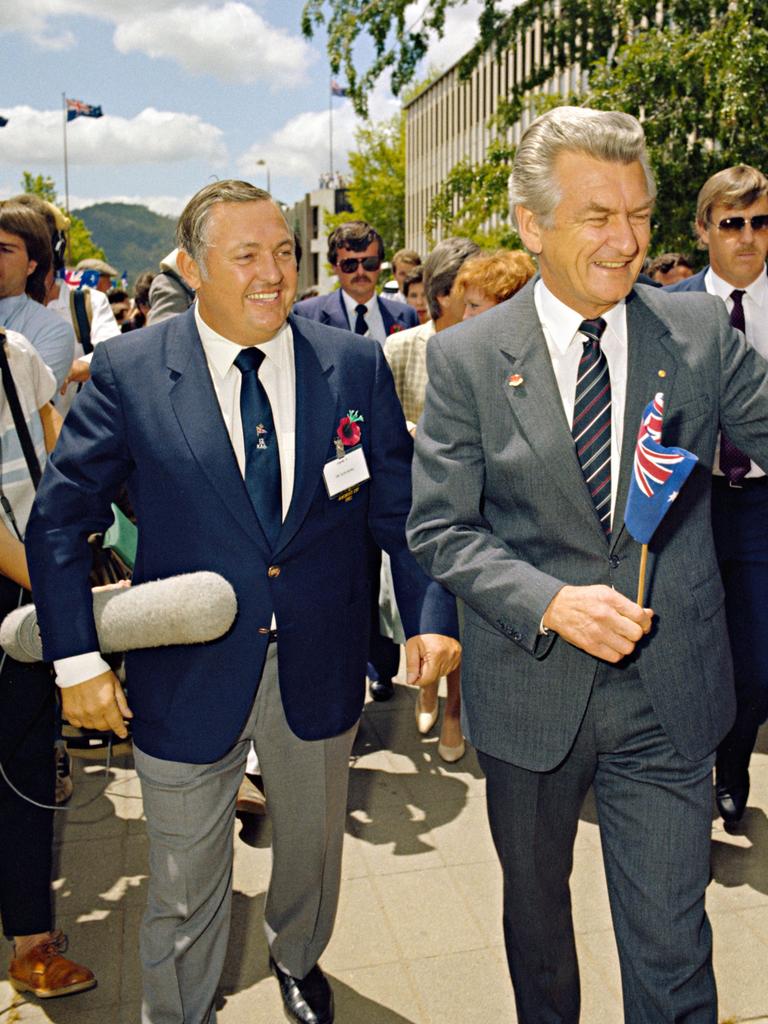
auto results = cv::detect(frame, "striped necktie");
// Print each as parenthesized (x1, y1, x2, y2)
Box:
(572, 317, 611, 537)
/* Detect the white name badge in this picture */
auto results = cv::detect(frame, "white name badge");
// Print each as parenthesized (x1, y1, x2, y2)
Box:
(323, 446, 370, 498)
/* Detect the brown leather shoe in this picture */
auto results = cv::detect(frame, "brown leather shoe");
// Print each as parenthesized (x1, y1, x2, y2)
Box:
(9, 932, 96, 998)
(236, 775, 267, 815)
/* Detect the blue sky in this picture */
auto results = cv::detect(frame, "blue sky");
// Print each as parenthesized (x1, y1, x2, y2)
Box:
(0, 1, 493, 217)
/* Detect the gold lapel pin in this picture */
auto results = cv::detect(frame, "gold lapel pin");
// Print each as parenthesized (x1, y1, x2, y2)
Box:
(658, 369, 667, 378)
(507, 373, 524, 387)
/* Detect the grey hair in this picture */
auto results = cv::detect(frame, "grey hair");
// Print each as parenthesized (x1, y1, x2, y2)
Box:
(508, 106, 656, 231)
(423, 237, 481, 321)
(176, 179, 274, 273)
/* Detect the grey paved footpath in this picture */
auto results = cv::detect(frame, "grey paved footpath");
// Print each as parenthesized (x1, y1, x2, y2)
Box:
(2, 684, 767, 1024)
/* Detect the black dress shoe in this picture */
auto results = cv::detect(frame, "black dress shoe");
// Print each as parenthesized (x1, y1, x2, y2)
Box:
(270, 957, 334, 1024)
(369, 676, 394, 701)
(716, 776, 749, 825)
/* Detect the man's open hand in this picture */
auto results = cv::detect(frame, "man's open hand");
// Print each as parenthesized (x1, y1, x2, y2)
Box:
(405, 633, 462, 687)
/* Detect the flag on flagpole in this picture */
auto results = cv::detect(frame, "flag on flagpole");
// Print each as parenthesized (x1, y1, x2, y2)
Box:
(624, 392, 698, 544)
(330, 79, 348, 98)
(66, 98, 103, 122)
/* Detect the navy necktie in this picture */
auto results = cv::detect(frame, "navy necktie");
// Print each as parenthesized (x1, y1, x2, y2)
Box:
(234, 347, 282, 545)
(572, 317, 612, 537)
(354, 303, 369, 335)
(719, 289, 751, 484)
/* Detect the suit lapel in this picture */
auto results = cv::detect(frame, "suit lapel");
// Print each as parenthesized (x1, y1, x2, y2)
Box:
(166, 311, 268, 549)
(498, 287, 606, 539)
(275, 317, 337, 553)
(610, 289, 679, 548)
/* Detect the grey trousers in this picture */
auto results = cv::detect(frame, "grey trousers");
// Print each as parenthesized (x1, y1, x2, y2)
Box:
(478, 662, 717, 1024)
(133, 644, 357, 1024)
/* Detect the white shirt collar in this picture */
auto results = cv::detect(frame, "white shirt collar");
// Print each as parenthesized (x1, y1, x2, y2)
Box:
(194, 301, 293, 379)
(535, 279, 627, 353)
(707, 265, 768, 307)
(341, 289, 376, 320)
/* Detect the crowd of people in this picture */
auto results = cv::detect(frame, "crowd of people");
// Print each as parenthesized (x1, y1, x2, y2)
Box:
(0, 103, 766, 1024)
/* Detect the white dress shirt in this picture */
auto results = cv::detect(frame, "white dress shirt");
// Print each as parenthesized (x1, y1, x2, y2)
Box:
(534, 279, 628, 525)
(340, 289, 387, 345)
(55, 303, 297, 687)
(705, 266, 768, 477)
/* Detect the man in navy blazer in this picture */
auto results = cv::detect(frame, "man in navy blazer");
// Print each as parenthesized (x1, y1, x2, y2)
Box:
(294, 222, 419, 702)
(293, 221, 418, 342)
(25, 182, 460, 1024)
(666, 164, 768, 826)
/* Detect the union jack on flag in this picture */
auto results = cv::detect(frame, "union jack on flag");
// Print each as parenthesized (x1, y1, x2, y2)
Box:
(624, 392, 698, 544)
(66, 98, 103, 122)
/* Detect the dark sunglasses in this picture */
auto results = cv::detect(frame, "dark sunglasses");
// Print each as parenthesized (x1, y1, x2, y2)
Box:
(337, 256, 381, 273)
(714, 215, 768, 233)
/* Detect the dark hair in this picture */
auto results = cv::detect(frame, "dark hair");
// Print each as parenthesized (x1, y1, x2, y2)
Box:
(646, 252, 694, 279)
(0, 202, 53, 304)
(108, 288, 130, 304)
(402, 268, 424, 297)
(327, 221, 384, 265)
(133, 271, 156, 308)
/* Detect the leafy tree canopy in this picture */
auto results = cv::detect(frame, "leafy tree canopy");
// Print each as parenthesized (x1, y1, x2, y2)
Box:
(21, 172, 105, 266)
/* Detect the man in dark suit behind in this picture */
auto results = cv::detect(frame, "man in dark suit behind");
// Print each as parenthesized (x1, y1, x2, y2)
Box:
(666, 164, 768, 826)
(408, 107, 768, 1023)
(292, 221, 418, 343)
(24, 181, 460, 1024)
(294, 222, 419, 701)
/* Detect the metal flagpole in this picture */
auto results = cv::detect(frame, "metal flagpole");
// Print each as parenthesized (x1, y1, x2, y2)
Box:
(329, 78, 333, 177)
(62, 93, 70, 213)
(62, 93, 73, 265)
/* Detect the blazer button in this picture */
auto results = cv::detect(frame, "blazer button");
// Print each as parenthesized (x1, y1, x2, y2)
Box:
(267, 566, 281, 578)
(512, 630, 522, 642)
(609, 555, 620, 569)
(257, 627, 271, 635)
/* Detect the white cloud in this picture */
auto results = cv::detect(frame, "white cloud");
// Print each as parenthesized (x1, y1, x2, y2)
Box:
(237, 82, 400, 192)
(0, 106, 226, 166)
(69, 194, 189, 218)
(2, 0, 314, 87)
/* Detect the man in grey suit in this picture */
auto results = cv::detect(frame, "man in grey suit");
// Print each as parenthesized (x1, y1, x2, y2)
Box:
(408, 106, 768, 1023)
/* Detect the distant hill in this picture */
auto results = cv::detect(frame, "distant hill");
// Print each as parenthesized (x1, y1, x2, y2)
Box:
(73, 203, 177, 287)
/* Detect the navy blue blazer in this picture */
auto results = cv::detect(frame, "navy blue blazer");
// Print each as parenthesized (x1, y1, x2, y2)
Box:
(26, 308, 457, 763)
(293, 289, 418, 338)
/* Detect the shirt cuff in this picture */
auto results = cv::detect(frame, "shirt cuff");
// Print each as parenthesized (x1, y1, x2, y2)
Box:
(54, 652, 112, 688)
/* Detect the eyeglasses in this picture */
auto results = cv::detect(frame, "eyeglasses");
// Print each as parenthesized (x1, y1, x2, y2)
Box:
(337, 256, 381, 273)
(714, 215, 768, 233)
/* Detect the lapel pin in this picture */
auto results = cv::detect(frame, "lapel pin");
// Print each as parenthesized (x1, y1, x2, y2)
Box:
(507, 373, 524, 387)
(658, 369, 667, 378)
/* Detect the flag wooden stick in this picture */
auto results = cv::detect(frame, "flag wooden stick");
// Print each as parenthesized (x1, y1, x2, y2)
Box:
(636, 543, 648, 606)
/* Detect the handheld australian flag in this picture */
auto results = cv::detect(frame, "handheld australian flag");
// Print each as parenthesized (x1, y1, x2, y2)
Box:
(624, 392, 698, 544)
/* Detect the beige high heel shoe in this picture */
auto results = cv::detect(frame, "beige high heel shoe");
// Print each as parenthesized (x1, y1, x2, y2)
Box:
(415, 689, 439, 735)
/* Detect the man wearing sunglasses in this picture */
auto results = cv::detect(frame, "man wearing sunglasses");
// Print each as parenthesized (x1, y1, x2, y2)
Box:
(293, 222, 418, 344)
(294, 222, 418, 701)
(667, 164, 768, 827)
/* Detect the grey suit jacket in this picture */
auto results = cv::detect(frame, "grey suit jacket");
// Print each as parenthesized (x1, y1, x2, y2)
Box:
(407, 280, 768, 771)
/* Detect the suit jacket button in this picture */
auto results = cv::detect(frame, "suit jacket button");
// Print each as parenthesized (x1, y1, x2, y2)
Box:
(512, 630, 522, 641)
(257, 626, 271, 634)
(267, 566, 281, 578)
(609, 555, 620, 569)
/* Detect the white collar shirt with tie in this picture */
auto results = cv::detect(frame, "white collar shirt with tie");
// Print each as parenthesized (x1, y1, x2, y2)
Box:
(534, 279, 629, 526)
(340, 289, 387, 345)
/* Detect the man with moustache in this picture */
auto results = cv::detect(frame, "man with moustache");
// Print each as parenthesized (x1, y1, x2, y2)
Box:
(667, 164, 768, 826)
(408, 107, 768, 1023)
(25, 181, 460, 1024)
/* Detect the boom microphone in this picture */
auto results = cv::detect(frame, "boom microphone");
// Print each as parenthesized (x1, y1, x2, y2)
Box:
(0, 571, 238, 663)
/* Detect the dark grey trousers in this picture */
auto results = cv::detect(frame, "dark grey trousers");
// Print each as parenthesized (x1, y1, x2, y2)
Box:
(478, 662, 716, 1024)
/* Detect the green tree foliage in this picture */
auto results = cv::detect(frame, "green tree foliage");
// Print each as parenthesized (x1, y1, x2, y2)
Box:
(21, 172, 105, 266)
(306, 0, 768, 255)
(325, 109, 406, 256)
